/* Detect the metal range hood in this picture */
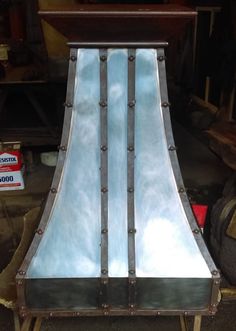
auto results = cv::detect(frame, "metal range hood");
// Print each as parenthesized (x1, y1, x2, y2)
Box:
(16, 4, 220, 319)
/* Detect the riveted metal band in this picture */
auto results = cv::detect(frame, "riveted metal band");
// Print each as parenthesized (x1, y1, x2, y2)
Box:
(99, 48, 109, 308)
(127, 48, 136, 307)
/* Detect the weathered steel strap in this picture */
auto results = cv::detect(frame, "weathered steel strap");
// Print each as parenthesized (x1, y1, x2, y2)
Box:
(127, 48, 136, 308)
(99, 48, 109, 309)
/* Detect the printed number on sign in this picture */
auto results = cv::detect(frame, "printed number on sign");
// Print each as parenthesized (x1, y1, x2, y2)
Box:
(0, 176, 14, 182)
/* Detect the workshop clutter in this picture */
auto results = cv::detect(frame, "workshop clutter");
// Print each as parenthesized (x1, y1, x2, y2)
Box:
(0, 142, 24, 191)
(192, 204, 208, 233)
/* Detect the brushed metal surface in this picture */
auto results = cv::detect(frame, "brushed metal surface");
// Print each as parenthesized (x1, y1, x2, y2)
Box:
(27, 49, 101, 278)
(107, 49, 128, 277)
(27, 49, 210, 291)
(134, 49, 211, 278)
(25, 277, 211, 310)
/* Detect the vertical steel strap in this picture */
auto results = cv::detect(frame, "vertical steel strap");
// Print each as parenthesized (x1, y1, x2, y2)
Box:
(127, 48, 136, 308)
(99, 49, 109, 309)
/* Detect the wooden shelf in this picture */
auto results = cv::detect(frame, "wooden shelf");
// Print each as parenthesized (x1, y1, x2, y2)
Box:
(207, 122, 236, 170)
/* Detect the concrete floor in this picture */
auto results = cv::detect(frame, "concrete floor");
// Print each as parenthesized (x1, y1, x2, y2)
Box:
(0, 122, 234, 330)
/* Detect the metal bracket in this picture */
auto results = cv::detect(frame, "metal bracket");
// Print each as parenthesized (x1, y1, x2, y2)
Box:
(180, 315, 202, 331)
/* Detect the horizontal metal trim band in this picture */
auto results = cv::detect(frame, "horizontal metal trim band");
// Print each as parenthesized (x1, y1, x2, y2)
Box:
(68, 42, 169, 48)
(39, 11, 196, 18)
(21, 308, 215, 318)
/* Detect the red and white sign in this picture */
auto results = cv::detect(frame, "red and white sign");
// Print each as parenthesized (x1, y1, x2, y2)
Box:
(0, 150, 24, 191)
(0, 151, 22, 172)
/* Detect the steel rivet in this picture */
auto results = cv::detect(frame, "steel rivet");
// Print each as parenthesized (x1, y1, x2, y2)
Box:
(102, 279, 108, 285)
(70, 55, 77, 62)
(99, 101, 107, 108)
(212, 270, 218, 276)
(168, 145, 177, 151)
(193, 229, 200, 234)
(64, 102, 73, 108)
(184, 311, 188, 316)
(101, 187, 108, 193)
(129, 55, 135, 61)
(157, 55, 165, 62)
(17, 280, 23, 286)
(101, 145, 107, 152)
(129, 304, 135, 308)
(157, 311, 161, 316)
(100, 55, 107, 62)
(36, 228, 44, 235)
(128, 187, 134, 193)
(74, 312, 80, 316)
(128, 228, 136, 234)
(51, 188, 57, 194)
(49, 312, 53, 317)
(102, 229, 108, 234)
(178, 187, 185, 194)
(102, 304, 108, 309)
(129, 279, 136, 285)
(162, 102, 170, 108)
(104, 311, 109, 316)
(59, 145, 67, 152)
(128, 101, 135, 108)
(130, 311, 135, 316)
(101, 269, 107, 275)
(214, 280, 220, 285)
(128, 146, 134, 152)
(18, 270, 26, 276)
(129, 269, 135, 275)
